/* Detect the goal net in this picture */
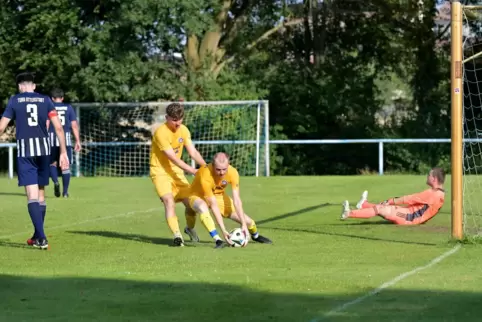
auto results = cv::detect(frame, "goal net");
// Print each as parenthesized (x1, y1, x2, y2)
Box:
(73, 101, 269, 178)
(461, 6, 482, 236)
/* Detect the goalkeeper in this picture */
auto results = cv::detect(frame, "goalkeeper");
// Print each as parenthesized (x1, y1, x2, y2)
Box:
(185, 152, 272, 248)
(341, 167, 445, 225)
(150, 102, 206, 247)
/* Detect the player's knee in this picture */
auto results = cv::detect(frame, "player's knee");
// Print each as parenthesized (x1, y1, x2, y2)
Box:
(192, 199, 209, 214)
(160, 194, 175, 208)
(50, 162, 57, 167)
(375, 205, 392, 217)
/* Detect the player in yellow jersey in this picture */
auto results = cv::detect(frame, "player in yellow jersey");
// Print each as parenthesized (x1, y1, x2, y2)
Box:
(150, 102, 206, 247)
(187, 152, 272, 248)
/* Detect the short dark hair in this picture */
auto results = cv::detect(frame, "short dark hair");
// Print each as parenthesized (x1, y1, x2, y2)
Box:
(431, 167, 446, 184)
(51, 88, 64, 99)
(166, 103, 184, 120)
(16, 72, 35, 84)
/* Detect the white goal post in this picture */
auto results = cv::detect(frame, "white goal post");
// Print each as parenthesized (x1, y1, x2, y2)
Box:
(71, 100, 270, 178)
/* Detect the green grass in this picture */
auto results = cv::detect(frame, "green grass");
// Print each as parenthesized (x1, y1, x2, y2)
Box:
(0, 175, 481, 322)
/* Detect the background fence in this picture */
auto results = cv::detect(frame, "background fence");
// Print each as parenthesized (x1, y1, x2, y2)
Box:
(0, 138, 475, 178)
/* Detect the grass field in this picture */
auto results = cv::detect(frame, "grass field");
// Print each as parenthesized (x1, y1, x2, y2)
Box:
(0, 175, 481, 322)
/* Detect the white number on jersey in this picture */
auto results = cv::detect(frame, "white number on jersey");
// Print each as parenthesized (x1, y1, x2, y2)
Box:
(57, 110, 66, 126)
(26, 104, 38, 126)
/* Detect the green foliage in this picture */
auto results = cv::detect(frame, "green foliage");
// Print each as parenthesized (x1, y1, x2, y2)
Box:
(0, 0, 453, 175)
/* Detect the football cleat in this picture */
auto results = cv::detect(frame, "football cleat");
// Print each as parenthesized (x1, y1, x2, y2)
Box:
(184, 227, 200, 242)
(54, 183, 61, 198)
(215, 239, 225, 249)
(356, 190, 368, 209)
(252, 235, 272, 244)
(340, 200, 350, 220)
(33, 238, 49, 250)
(172, 236, 184, 247)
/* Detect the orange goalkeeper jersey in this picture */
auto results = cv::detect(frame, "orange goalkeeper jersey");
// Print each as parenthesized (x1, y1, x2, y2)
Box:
(397, 188, 445, 224)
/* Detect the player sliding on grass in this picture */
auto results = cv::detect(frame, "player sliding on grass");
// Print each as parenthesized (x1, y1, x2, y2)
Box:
(341, 167, 445, 225)
(185, 152, 272, 248)
(149, 102, 206, 247)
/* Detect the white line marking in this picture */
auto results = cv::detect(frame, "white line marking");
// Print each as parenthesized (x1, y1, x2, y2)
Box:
(311, 244, 462, 322)
(0, 207, 159, 240)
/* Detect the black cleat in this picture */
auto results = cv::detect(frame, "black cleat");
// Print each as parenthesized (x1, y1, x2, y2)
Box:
(253, 235, 273, 244)
(172, 236, 184, 247)
(215, 240, 225, 249)
(33, 238, 49, 250)
(54, 183, 61, 198)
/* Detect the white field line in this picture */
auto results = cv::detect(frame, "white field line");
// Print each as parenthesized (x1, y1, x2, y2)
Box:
(0, 207, 159, 240)
(311, 244, 462, 322)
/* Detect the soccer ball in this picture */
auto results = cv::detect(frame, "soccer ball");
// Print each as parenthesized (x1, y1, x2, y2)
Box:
(229, 228, 248, 247)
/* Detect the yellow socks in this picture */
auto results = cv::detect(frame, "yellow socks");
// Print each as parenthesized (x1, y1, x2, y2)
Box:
(248, 221, 259, 239)
(199, 212, 221, 240)
(185, 211, 196, 230)
(166, 216, 181, 236)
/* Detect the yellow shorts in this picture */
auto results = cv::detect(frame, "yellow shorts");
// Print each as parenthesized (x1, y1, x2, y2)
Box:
(189, 193, 234, 218)
(151, 173, 190, 202)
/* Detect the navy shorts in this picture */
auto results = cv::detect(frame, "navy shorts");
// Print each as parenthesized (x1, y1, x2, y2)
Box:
(17, 156, 51, 187)
(50, 146, 73, 167)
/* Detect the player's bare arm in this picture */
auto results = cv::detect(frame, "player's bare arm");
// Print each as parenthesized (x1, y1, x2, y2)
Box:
(0, 116, 11, 134)
(185, 143, 206, 167)
(232, 188, 249, 235)
(71, 120, 81, 152)
(162, 148, 197, 175)
(385, 191, 428, 206)
(49, 115, 69, 170)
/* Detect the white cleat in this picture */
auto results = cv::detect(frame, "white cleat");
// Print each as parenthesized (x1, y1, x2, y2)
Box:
(340, 200, 350, 220)
(184, 227, 200, 242)
(356, 190, 368, 209)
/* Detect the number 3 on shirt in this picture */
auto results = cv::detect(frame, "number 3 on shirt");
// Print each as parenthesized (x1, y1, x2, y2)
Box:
(26, 104, 38, 126)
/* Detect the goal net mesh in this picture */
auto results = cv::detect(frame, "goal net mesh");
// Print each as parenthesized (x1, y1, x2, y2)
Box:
(462, 8, 482, 236)
(75, 101, 268, 177)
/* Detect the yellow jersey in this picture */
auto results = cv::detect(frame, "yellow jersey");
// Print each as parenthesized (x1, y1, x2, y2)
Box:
(190, 163, 240, 198)
(150, 123, 192, 176)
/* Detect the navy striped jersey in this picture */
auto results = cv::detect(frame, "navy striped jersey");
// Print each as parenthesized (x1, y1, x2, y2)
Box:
(49, 103, 77, 147)
(2, 92, 56, 157)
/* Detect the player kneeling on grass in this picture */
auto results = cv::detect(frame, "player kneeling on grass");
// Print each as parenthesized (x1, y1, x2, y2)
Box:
(184, 152, 272, 248)
(341, 167, 445, 225)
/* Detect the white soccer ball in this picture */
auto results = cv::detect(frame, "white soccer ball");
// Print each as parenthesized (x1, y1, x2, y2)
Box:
(229, 228, 248, 247)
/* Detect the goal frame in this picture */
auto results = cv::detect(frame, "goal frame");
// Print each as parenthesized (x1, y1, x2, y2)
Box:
(71, 100, 270, 178)
(450, 1, 482, 239)
(451, 0, 464, 240)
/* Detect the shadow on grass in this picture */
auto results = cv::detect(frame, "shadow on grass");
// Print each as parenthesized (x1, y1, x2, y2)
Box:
(324, 220, 393, 226)
(0, 274, 480, 321)
(67, 230, 213, 247)
(257, 203, 334, 225)
(266, 227, 437, 246)
(0, 192, 25, 197)
(0, 240, 30, 249)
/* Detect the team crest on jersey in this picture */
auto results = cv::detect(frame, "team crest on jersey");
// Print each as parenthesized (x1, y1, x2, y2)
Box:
(221, 180, 227, 186)
(178, 138, 184, 143)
